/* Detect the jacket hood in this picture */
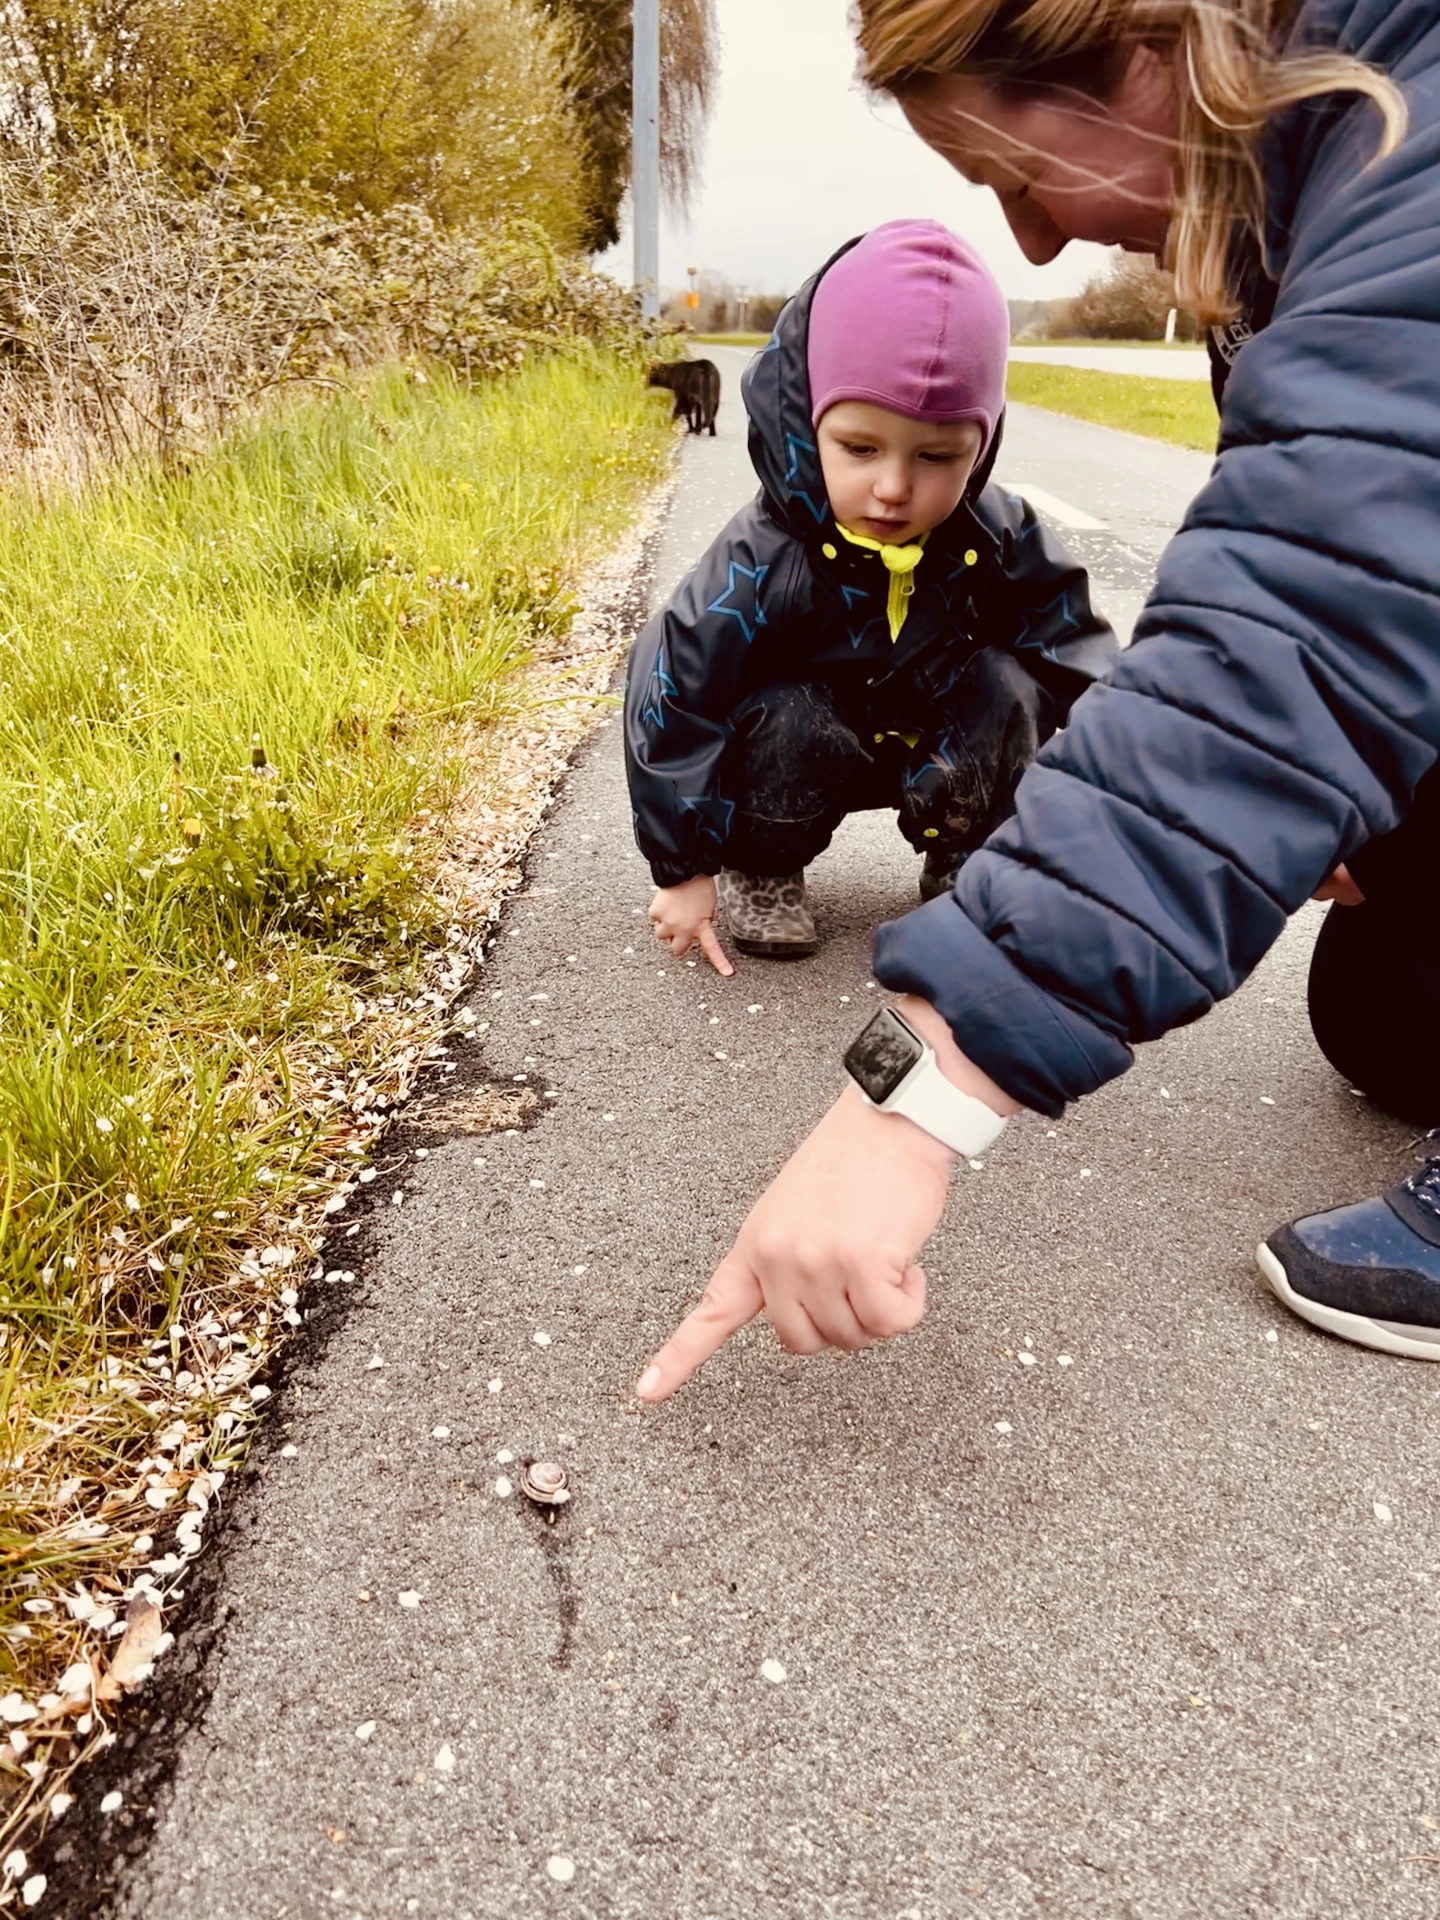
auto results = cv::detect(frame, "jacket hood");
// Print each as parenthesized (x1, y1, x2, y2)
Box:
(740, 236, 1002, 545)
(1263, 0, 1438, 266)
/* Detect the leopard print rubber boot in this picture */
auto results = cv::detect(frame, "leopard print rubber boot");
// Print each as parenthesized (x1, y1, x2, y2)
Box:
(716, 870, 818, 959)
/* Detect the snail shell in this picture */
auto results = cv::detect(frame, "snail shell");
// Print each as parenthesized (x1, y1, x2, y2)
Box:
(520, 1461, 571, 1506)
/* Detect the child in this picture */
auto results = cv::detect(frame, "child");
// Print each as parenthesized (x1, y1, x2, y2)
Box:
(624, 220, 1116, 967)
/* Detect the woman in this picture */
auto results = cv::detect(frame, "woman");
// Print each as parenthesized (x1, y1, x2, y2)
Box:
(633, 0, 1440, 1403)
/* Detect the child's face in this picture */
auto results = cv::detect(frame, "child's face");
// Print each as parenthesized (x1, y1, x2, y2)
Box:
(817, 402, 984, 546)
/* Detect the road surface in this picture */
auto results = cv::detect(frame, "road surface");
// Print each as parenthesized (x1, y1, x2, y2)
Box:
(62, 345, 1440, 1920)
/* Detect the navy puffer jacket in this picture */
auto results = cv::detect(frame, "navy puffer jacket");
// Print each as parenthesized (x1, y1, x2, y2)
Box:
(875, 0, 1440, 1116)
(624, 243, 1117, 887)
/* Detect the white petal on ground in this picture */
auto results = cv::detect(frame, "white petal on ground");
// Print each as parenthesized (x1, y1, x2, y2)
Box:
(100, 1791, 123, 1813)
(280, 1444, 299, 1459)
(48, 1794, 73, 1819)
(1374, 1502, 1394, 1525)
(760, 1659, 787, 1685)
(546, 1856, 576, 1885)
(1056, 1355, 1075, 1368)
(3, 1850, 25, 1881)
(532, 1332, 552, 1347)
(496, 1450, 514, 1465)
(487, 1378, 503, 1394)
(495, 1478, 514, 1499)
(994, 1421, 1013, 1435)
(1017, 1352, 1037, 1367)
(398, 1591, 421, 1609)
(355, 1721, 376, 1742)
(431, 1426, 451, 1440)
(433, 1745, 455, 1773)
(21, 1875, 45, 1906)
(365, 1354, 384, 1371)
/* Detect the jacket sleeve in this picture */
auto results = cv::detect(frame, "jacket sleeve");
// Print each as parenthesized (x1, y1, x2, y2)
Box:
(969, 483, 1119, 723)
(624, 500, 798, 887)
(875, 100, 1440, 1117)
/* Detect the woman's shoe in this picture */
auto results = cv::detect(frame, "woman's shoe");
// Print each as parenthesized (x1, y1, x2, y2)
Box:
(1257, 1134, 1440, 1359)
(716, 870, 818, 958)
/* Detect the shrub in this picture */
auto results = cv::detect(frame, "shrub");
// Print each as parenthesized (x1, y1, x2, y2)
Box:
(0, 135, 656, 482)
(1048, 256, 1200, 342)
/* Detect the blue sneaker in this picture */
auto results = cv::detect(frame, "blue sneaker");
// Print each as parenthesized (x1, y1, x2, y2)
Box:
(1257, 1134, 1440, 1360)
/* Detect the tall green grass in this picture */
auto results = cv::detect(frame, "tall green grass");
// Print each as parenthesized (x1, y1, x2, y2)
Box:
(0, 352, 670, 1647)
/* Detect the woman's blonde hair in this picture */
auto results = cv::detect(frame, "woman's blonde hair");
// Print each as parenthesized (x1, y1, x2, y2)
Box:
(855, 0, 1408, 322)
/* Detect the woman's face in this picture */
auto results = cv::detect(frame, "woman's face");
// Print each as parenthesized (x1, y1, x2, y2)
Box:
(900, 45, 1181, 263)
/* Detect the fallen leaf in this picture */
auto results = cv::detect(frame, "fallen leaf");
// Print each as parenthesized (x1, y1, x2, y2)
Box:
(96, 1597, 163, 1703)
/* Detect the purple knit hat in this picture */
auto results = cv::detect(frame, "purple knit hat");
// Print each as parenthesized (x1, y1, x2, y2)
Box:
(807, 220, 1009, 453)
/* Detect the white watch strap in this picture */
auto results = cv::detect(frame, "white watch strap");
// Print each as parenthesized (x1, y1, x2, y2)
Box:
(884, 1049, 1008, 1158)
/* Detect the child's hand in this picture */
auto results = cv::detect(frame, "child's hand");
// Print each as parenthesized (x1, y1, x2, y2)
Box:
(649, 876, 734, 976)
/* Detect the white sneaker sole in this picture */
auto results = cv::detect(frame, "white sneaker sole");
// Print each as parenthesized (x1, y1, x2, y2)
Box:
(1256, 1242, 1440, 1361)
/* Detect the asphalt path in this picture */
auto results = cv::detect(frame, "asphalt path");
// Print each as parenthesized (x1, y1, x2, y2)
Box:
(81, 347, 1440, 1919)
(1010, 345, 1212, 381)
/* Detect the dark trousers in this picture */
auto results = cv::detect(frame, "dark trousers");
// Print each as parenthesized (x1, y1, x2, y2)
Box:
(718, 650, 1049, 878)
(1308, 763, 1439, 1126)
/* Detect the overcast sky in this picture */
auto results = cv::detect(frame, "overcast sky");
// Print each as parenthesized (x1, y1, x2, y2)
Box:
(599, 0, 1114, 302)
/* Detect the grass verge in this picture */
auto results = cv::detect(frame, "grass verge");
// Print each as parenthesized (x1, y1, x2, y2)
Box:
(1007, 362, 1218, 451)
(0, 350, 670, 1831)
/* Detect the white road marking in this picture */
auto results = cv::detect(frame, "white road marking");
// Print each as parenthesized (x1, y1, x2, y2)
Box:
(999, 481, 1108, 531)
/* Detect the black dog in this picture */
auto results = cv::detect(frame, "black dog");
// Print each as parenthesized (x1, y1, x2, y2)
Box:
(648, 359, 721, 436)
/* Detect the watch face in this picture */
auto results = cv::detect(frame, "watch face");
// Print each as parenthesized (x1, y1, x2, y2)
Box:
(843, 1007, 924, 1105)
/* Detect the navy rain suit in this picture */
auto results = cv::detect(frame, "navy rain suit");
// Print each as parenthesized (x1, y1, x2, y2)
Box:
(623, 245, 1118, 891)
(874, 0, 1440, 1118)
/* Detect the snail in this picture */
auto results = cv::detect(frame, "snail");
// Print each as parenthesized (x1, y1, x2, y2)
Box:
(519, 1461, 570, 1508)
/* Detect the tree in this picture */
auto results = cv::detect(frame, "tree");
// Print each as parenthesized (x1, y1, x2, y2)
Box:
(0, 0, 592, 243)
(537, 0, 717, 252)
(1048, 255, 1198, 342)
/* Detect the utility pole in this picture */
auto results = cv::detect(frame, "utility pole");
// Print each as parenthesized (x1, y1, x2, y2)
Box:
(633, 0, 661, 320)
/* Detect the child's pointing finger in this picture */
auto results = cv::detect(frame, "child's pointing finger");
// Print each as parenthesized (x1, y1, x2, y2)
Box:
(697, 921, 734, 977)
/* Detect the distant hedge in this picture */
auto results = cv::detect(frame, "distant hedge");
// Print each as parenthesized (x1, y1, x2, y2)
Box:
(0, 138, 655, 481)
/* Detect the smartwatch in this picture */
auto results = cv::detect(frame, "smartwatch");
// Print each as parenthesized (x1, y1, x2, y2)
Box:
(843, 1006, 1008, 1159)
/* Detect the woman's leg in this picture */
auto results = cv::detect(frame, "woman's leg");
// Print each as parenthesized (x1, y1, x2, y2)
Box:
(1307, 897, 1440, 1127)
(1307, 761, 1440, 1126)
(1261, 765, 1440, 1357)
